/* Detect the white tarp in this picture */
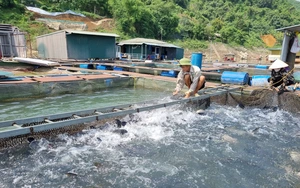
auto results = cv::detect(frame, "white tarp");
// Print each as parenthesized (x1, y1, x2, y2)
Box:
(26, 6, 85, 17)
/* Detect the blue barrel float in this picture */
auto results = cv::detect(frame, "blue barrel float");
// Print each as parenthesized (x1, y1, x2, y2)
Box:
(191, 52, 203, 68)
(255, 65, 268, 69)
(221, 71, 249, 85)
(79, 64, 93, 69)
(294, 72, 300, 82)
(96, 65, 113, 70)
(160, 70, 178, 78)
(250, 75, 270, 86)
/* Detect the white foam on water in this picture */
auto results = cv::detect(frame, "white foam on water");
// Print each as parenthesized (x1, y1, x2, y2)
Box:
(1, 103, 300, 187)
(13, 176, 23, 184)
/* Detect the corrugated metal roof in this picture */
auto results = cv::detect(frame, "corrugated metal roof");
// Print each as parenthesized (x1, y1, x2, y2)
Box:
(65, 30, 119, 37)
(118, 38, 181, 48)
(276, 24, 300, 32)
(37, 30, 119, 38)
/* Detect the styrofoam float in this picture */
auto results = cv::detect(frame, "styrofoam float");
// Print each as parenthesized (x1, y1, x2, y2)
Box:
(13, 57, 60, 67)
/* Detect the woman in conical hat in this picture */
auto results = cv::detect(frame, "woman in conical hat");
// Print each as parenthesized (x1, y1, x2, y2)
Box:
(268, 59, 295, 93)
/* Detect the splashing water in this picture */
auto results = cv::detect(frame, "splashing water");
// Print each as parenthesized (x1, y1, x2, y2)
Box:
(1, 100, 300, 187)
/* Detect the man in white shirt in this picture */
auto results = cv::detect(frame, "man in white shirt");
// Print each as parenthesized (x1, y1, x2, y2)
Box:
(173, 58, 206, 98)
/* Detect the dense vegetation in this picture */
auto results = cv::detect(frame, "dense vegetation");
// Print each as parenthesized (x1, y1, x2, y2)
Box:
(1, 0, 300, 48)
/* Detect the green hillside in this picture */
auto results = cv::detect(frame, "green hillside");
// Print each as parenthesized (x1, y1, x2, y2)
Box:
(288, 0, 300, 9)
(1, 0, 300, 49)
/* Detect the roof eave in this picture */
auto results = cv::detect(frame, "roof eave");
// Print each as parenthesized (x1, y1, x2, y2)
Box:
(65, 30, 119, 37)
(276, 24, 300, 32)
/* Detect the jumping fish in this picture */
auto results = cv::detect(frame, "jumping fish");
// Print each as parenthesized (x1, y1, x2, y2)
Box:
(27, 137, 35, 143)
(66, 171, 78, 177)
(115, 119, 127, 128)
(196, 109, 205, 115)
(113, 129, 128, 135)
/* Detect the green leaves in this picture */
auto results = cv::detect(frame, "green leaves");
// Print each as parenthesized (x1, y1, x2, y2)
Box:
(2, 0, 300, 49)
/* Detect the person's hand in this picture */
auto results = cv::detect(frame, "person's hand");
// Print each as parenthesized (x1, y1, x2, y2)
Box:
(274, 87, 279, 92)
(173, 90, 178, 96)
(268, 85, 274, 91)
(184, 91, 191, 98)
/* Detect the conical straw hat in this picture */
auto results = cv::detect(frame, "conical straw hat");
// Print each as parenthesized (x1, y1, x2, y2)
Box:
(269, 59, 289, 70)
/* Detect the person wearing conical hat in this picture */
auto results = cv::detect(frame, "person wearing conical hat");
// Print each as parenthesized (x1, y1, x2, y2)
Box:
(173, 58, 206, 98)
(268, 59, 295, 93)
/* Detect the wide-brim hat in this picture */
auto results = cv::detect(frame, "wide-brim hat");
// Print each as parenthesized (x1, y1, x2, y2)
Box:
(269, 59, 289, 70)
(179, 58, 191, 66)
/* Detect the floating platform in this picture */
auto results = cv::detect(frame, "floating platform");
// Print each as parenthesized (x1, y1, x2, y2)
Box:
(0, 73, 132, 101)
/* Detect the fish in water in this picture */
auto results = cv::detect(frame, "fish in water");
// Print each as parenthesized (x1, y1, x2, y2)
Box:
(196, 109, 205, 115)
(252, 127, 261, 133)
(27, 137, 35, 143)
(113, 129, 128, 135)
(238, 103, 245, 109)
(66, 171, 78, 177)
(115, 119, 127, 128)
(28, 140, 39, 150)
(94, 162, 102, 168)
(99, 123, 110, 130)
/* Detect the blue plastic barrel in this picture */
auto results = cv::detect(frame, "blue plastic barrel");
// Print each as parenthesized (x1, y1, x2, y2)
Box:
(294, 72, 300, 82)
(255, 65, 268, 69)
(191, 52, 203, 68)
(96, 65, 112, 70)
(250, 75, 270, 86)
(160, 70, 178, 78)
(113, 66, 123, 71)
(221, 71, 249, 85)
(80, 64, 93, 69)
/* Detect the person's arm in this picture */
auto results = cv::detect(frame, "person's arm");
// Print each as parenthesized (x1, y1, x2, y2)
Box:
(281, 71, 288, 88)
(173, 71, 184, 95)
(269, 71, 275, 88)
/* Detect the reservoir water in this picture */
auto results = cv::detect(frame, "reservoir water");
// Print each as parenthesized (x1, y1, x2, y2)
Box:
(0, 88, 300, 187)
(0, 87, 168, 121)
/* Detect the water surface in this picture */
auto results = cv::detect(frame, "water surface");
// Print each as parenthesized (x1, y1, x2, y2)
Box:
(1, 101, 300, 188)
(0, 87, 168, 121)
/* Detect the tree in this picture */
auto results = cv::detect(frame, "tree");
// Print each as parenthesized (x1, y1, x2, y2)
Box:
(148, 0, 179, 39)
(109, 0, 156, 38)
(0, 0, 15, 8)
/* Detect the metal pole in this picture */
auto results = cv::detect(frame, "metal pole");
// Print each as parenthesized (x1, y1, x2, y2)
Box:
(280, 30, 290, 62)
(141, 44, 143, 60)
(0, 41, 3, 59)
(28, 33, 32, 58)
(209, 37, 212, 63)
(7, 33, 13, 58)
